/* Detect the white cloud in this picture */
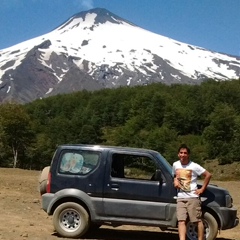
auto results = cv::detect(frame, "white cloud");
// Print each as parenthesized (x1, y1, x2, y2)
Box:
(74, 0, 94, 10)
(2, 0, 94, 10)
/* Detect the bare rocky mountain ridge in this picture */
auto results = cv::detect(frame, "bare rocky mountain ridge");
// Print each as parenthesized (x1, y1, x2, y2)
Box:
(0, 8, 240, 103)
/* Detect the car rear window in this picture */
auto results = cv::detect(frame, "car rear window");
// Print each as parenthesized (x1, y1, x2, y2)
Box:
(59, 150, 99, 175)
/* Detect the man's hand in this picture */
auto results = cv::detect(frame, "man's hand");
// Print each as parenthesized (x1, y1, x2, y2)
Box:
(195, 170, 212, 195)
(174, 177, 181, 189)
(194, 188, 204, 195)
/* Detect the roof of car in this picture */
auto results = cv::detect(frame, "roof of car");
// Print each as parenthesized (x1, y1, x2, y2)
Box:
(57, 144, 158, 154)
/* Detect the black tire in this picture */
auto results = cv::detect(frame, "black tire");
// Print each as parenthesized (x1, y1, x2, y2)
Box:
(186, 212, 218, 240)
(53, 202, 90, 238)
(89, 223, 101, 232)
(39, 166, 50, 195)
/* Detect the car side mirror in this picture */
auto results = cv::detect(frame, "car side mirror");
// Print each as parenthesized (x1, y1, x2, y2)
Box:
(151, 169, 163, 183)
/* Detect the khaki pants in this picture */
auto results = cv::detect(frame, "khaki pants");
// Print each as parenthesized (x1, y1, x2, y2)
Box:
(177, 198, 202, 222)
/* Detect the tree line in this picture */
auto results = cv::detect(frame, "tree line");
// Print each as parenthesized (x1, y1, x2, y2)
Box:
(1, 78, 240, 169)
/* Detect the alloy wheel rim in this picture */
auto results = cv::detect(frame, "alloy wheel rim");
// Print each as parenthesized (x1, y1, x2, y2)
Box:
(59, 208, 81, 232)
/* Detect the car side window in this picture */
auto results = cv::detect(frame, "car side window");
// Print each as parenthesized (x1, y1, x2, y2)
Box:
(59, 151, 99, 175)
(111, 153, 158, 181)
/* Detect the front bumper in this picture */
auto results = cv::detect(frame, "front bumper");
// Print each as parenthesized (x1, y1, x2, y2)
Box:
(217, 207, 239, 230)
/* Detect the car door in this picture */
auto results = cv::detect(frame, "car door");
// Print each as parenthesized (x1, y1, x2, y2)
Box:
(103, 151, 175, 220)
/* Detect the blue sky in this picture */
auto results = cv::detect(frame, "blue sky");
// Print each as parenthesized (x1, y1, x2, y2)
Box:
(0, 0, 239, 56)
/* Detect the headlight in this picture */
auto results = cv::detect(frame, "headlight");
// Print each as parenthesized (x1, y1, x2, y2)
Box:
(226, 194, 233, 208)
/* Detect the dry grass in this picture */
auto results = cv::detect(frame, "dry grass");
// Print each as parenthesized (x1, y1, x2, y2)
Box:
(204, 160, 240, 180)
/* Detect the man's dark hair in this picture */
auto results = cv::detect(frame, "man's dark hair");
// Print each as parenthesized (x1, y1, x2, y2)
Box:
(178, 144, 190, 154)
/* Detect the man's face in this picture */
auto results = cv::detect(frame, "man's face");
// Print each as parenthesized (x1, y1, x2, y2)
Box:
(178, 148, 189, 163)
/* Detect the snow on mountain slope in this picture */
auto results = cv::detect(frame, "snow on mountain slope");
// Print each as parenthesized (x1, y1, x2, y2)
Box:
(0, 8, 240, 103)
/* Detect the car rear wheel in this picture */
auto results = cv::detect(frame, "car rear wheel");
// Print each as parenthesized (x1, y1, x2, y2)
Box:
(186, 212, 218, 240)
(53, 202, 90, 238)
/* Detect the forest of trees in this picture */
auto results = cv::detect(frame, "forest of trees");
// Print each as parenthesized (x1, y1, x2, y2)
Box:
(1, 78, 240, 170)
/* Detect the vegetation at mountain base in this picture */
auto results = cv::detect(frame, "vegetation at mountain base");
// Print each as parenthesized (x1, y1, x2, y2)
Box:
(1, 78, 240, 178)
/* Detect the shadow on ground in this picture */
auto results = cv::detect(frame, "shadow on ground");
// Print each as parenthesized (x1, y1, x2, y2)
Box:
(52, 228, 235, 240)
(87, 228, 178, 240)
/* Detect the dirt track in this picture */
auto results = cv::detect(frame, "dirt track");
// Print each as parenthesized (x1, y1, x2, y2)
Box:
(0, 168, 239, 240)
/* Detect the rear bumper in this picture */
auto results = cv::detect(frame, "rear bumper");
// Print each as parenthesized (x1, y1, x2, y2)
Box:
(41, 193, 55, 214)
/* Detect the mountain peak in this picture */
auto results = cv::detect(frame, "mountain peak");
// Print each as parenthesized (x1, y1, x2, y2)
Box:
(77, 8, 134, 24)
(57, 8, 136, 31)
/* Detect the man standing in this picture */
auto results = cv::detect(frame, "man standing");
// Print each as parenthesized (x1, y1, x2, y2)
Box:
(172, 144, 212, 240)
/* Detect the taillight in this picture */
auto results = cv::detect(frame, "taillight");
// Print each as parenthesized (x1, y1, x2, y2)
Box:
(46, 172, 51, 193)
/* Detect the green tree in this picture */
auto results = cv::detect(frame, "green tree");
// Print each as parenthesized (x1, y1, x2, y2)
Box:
(202, 103, 237, 163)
(78, 125, 98, 144)
(0, 103, 34, 168)
(26, 133, 54, 169)
(228, 116, 240, 162)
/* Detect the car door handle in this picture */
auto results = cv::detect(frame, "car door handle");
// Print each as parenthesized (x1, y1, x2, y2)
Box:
(110, 183, 119, 191)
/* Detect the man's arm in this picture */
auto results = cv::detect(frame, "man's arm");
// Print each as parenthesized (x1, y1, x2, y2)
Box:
(195, 170, 212, 195)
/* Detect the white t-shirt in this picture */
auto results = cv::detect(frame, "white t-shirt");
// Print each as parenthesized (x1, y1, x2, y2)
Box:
(172, 160, 206, 198)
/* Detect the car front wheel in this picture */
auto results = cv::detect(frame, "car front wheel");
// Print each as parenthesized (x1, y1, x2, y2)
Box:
(186, 212, 218, 240)
(53, 202, 90, 238)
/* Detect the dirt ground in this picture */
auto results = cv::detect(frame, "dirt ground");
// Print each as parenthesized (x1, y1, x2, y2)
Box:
(0, 168, 239, 240)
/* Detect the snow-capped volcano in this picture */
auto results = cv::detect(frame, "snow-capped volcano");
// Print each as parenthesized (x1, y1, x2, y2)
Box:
(0, 8, 240, 103)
